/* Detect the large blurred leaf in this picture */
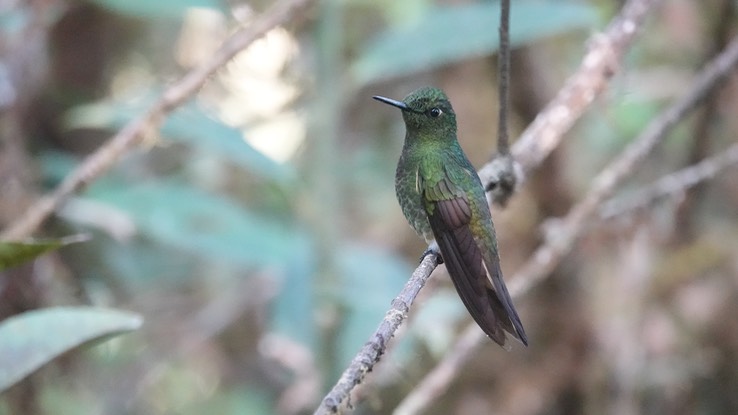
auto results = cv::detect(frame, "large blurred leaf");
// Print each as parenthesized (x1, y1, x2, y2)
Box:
(37, 151, 81, 188)
(269, 232, 317, 349)
(64, 100, 294, 184)
(353, 1, 598, 84)
(88, 0, 225, 19)
(0, 307, 142, 392)
(161, 105, 296, 184)
(86, 181, 301, 267)
(182, 386, 274, 415)
(270, 243, 411, 373)
(335, 244, 413, 371)
(0, 235, 88, 271)
(56, 230, 205, 288)
(40, 385, 97, 415)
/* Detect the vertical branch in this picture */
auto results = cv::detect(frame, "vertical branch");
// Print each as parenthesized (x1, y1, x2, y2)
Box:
(496, 0, 511, 155)
(485, 0, 516, 206)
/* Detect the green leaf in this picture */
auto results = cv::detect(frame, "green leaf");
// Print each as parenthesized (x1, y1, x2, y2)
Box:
(37, 151, 81, 187)
(269, 233, 317, 349)
(609, 98, 661, 139)
(161, 105, 296, 184)
(87, 0, 225, 19)
(0, 235, 89, 271)
(335, 245, 413, 371)
(64, 99, 294, 184)
(86, 181, 302, 267)
(40, 384, 98, 415)
(0, 307, 142, 392)
(89, 233, 204, 286)
(269, 243, 411, 373)
(353, 1, 598, 85)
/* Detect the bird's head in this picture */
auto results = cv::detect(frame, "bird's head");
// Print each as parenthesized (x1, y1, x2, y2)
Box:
(373, 86, 457, 137)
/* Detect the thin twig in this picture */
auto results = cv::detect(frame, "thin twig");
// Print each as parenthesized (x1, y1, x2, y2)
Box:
(600, 142, 738, 220)
(0, 0, 316, 240)
(394, 34, 738, 415)
(485, 0, 517, 206)
(318, 0, 659, 412)
(314, 255, 439, 415)
(497, 0, 511, 155)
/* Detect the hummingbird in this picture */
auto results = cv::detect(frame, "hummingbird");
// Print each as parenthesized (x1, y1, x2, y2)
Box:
(373, 87, 528, 348)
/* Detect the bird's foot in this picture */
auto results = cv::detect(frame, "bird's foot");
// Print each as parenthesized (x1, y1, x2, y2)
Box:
(421, 241, 443, 264)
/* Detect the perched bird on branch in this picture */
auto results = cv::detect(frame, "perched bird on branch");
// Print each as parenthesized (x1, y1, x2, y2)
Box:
(374, 87, 527, 348)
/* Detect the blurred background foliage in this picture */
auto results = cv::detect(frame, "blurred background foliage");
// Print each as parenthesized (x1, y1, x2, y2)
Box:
(1, 0, 737, 414)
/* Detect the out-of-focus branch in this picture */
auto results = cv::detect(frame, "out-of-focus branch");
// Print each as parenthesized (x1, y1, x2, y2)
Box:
(317, 0, 659, 413)
(0, 0, 316, 240)
(600, 142, 738, 220)
(672, 0, 735, 242)
(314, 255, 439, 415)
(394, 35, 738, 415)
(511, 35, 738, 297)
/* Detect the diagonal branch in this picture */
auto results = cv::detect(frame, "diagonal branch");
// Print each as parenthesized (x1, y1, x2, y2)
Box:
(316, 0, 659, 413)
(600, 142, 738, 220)
(394, 34, 738, 415)
(0, 0, 316, 240)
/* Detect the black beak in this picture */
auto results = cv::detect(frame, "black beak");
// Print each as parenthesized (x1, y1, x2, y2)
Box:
(372, 95, 410, 111)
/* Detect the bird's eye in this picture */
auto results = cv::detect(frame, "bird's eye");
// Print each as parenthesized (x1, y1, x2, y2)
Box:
(428, 108, 443, 118)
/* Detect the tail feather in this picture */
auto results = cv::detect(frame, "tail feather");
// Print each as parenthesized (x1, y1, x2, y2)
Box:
(423, 180, 527, 348)
(431, 221, 526, 347)
(482, 257, 528, 346)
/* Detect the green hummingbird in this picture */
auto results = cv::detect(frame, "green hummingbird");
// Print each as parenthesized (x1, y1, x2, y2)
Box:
(373, 86, 527, 348)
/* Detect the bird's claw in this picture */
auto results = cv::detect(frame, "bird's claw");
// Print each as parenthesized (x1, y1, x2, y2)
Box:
(421, 241, 443, 264)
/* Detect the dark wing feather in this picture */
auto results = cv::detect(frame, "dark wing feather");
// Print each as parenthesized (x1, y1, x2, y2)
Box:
(425, 175, 527, 347)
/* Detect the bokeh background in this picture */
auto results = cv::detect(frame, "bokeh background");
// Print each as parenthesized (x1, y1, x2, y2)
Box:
(1, 0, 738, 414)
